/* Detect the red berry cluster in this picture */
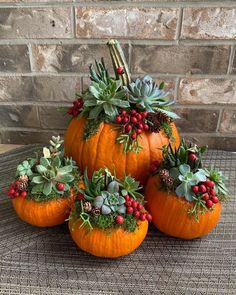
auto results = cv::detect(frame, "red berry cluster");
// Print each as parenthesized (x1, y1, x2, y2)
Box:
(191, 179, 219, 209)
(149, 160, 161, 174)
(116, 109, 149, 140)
(115, 195, 152, 225)
(67, 97, 84, 117)
(7, 181, 27, 199)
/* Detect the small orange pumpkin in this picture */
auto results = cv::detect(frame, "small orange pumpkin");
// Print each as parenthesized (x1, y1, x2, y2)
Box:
(145, 176, 221, 239)
(64, 116, 180, 185)
(12, 190, 76, 227)
(69, 213, 148, 258)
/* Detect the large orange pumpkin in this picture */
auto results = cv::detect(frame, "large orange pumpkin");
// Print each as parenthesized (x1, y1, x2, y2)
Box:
(64, 116, 180, 185)
(145, 176, 221, 239)
(69, 213, 148, 258)
(12, 190, 76, 227)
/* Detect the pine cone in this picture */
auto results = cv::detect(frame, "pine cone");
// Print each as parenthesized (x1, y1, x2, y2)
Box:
(163, 176, 174, 189)
(147, 112, 172, 133)
(83, 202, 92, 213)
(17, 176, 29, 191)
(91, 207, 101, 216)
(159, 169, 170, 179)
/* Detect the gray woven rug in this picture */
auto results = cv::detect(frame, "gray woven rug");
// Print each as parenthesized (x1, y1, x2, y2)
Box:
(0, 146, 235, 295)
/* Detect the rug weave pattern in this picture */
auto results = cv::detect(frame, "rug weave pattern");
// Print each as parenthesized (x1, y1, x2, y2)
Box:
(0, 146, 235, 295)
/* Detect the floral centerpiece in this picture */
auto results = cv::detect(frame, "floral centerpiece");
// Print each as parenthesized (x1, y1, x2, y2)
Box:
(145, 139, 229, 239)
(64, 39, 180, 184)
(8, 136, 81, 227)
(69, 168, 151, 258)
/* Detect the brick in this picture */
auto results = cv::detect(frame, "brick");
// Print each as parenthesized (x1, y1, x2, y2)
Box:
(0, 76, 80, 102)
(178, 78, 236, 104)
(219, 109, 236, 133)
(183, 135, 236, 152)
(182, 8, 236, 39)
(0, 8, 72, 39)
(0, 45, 30, 72)
(39, 106, 70, 130)
(131, 45, 229, 74)
(231, 53, 236, 74)
(175, 108, 219, 133)
(0, 106, 39, 128)
(0, 130, 64, 145)
(76, 7, 177, 39)
(31, 44, 129, 73)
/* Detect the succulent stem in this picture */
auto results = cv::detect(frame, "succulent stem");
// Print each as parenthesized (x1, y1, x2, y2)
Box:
(107, 39, 131, 86)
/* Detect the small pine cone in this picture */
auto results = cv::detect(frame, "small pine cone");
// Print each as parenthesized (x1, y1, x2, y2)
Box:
(159, 169, 170, 179)
(147, 113, 161, 133)
(17, 176, 29, 191)
(83, 202, 92, 213)
(164, 176, 174, 189)
(91, 207, 101, 216)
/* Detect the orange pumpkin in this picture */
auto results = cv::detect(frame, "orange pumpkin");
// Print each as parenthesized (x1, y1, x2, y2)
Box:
(64, 116, 180, 185)
(69, 213, 149, 258)
(12, 190, 76, 227)
(145, 176, 221, 239)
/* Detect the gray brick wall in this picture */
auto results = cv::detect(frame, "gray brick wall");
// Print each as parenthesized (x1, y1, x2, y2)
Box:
(0, 0, 236, 150)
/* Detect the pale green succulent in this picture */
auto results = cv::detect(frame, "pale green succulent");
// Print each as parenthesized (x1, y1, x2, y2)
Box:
(126, 75, 179, 119)
(171, 164, 207, 201)
(93, 191, 126, 215)
(83, 79, 129, 120)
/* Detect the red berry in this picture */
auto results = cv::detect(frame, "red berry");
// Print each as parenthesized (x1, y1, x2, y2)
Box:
(131, 117, 138, 124)
(115, 215, 124, 224)
(116, 67, 124, 75)
(131, 133, 137, 140)
(21, 191, 27, 198)
(146, 214, 152, 222)
(121, 110, 127, 116)
(135, 113, 142, 121)
(125, 200, 132, 207)
(125, 124, 132, 133)
(130, 109, 136, 115)
(139, 213, 146, 221)
(14, 192, 19, 198)
(116, 116, 122, 123)
(77, 192, 84, 201)
(15, 181, 20, 186)
(122, 117, 129, 123)
(143, 124, 149, 131)
(188, 153, 197, 161)
(127, 206, 134, 214)
(137, 203, 144, 211)
(9, 188, 15, 195)
(137, 123, 143, 130)
(202, 193, 210, 202)
(134, 211, 141, 219)
(206, 199, 213, 209)
(67, 107, 73, 115)
(191, 185, 199, 194)
(205, 180, 215, 188)
(132, 200, 138, 208)
(136, 129, 142, 135)
(211, 196, 219, 204)
(199, 184, 207, 193)
(124, 195, 130, 201)
(209, 189, 216, 196)
(57, 182, 65, 191)
(141, 111, 148, 118)
(72, 109, 79, 117)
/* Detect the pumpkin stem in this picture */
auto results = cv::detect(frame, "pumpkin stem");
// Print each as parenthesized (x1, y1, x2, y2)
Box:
(107, 39, 131, 86)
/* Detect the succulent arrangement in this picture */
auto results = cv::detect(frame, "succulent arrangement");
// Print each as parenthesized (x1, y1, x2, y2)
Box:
(67, 40, 179, 153)
(155, 139, 229, 220)
(7, 136, 80, 202)
(71, 168, 152, 232)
